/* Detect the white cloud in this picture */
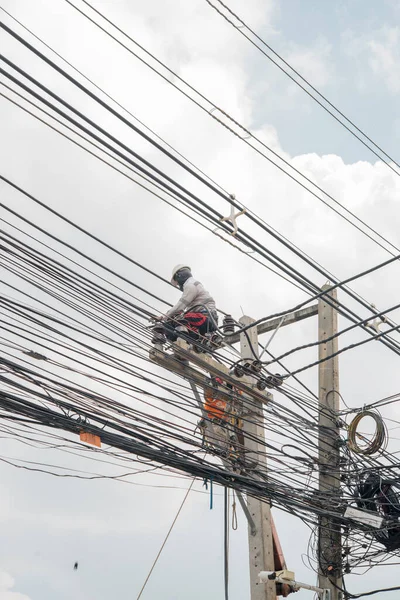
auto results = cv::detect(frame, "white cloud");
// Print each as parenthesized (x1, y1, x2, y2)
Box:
(368, 27, 400, 93)
(0, 572, 31, 600)
(285, 38, 334, 88)
(343, 26, 400, 94)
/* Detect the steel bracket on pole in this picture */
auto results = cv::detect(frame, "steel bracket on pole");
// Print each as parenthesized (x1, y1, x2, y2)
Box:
(259, 572, 332, 598)
(235, 491, 257, 536)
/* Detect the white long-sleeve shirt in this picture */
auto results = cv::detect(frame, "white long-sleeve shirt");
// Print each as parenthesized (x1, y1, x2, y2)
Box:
(166, 277, 217, 318)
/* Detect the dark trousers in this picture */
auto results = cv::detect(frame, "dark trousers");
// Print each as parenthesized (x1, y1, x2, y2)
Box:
(163, 312, 216, 342)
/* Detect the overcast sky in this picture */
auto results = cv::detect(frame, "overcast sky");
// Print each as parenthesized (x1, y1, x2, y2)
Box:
(1, 1, 400, 599)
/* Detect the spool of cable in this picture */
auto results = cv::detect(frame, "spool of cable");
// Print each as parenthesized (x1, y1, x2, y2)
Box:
(347, 410, 387, 456)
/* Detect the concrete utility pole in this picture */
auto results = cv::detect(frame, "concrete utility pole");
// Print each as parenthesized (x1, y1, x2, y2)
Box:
(318, 286, 343, 600)
(240, 316, 276, 600)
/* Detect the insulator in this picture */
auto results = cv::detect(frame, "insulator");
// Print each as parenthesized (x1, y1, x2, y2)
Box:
(265, 376, 274, 389)
(250, 360, 262, 373)
(265, 374, 283, 388)
(272, 374, 284, 387)
(223, 314, 235, 335)
(232, 365, 244, 378)
(256, 378, 267, 391)
(193, 344, 204, 354)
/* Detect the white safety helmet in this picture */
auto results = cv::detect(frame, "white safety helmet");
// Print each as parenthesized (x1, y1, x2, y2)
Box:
(171, 264, 191, 287)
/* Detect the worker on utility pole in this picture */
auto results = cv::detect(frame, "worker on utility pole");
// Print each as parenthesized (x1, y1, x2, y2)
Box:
(153, 264, 219, 344)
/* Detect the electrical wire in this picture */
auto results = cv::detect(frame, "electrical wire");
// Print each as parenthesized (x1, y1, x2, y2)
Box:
(204, 0, 400, 176)
(52, 4, 400, 259)
(135, 477, 196, 600)
(3, 11, 400, 573)
(3, 32, 400, 363)
(347, 411, 387, 456)
(224, 486, 229, 600)
(0, 84, 309, 295)
(3, 57, 400, 366)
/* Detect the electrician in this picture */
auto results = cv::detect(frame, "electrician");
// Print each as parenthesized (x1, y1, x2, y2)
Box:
(156, 264, 218, 343)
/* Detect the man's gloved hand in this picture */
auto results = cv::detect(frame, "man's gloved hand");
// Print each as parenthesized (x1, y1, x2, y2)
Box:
(152, 315, 165, 322)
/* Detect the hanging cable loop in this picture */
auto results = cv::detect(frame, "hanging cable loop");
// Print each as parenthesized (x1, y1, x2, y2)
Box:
(347, 410, 387, 455)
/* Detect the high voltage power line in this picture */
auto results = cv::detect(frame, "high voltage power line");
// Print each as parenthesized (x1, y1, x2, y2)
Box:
(204, 0, 400, 175)
(2, 159, 400, 587)
(2, 18, 400, 334)
(2, 68, 400, 356)
(3, 17, 400, 356)
(3, 174, 400, 371)
(28, 3, 400, 258)
(1, 212, 400, 576)
(2, 4, 400, 595)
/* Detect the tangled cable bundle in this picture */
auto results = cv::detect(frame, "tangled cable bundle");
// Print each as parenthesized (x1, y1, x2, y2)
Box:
(3, 5, 400, 587)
